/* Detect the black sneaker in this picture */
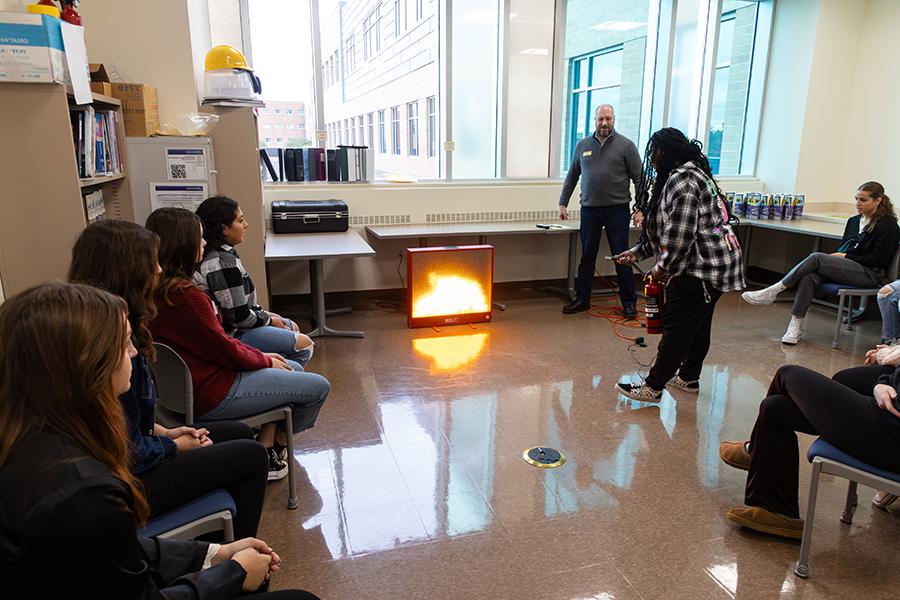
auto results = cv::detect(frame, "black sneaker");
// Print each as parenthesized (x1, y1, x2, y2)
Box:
(273, 439, 288, 462)
(563, 299, 590, 314)
(615, 381, 663, 402)
(267, 447, 289, 481)
(622, 303, 637, 318)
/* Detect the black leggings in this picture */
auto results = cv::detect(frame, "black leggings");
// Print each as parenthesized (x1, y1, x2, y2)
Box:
(139, 421, 268, 539)
(745, 364, 900, 518)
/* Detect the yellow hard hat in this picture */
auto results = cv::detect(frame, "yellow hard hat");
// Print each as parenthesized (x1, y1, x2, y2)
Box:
(205, 45, 251, 71)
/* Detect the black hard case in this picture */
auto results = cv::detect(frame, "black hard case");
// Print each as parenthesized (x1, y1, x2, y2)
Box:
(271, 200, 349, 234)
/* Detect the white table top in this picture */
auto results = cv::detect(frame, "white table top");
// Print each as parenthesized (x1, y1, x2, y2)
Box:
(747, 218, 845, 240)
(366, 221, 585, 239)
(265, 229, 376, 262)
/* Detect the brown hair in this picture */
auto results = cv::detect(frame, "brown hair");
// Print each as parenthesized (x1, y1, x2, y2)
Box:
(858, 181, 895, 231)
(69, 220, 160, 359)
(0, 282, 149, 523)
(145, 207, 203, 306)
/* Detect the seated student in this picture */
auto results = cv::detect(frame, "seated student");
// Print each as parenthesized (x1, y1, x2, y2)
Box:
(877, 279, 900, 343)
(146, 208, 330, 479)
(742, 182, 899, 344)
(0, 282, 319, 599)
(69, 220, 268, 538)
(195, 195, 314, 366)
(718, 363, 900, 539)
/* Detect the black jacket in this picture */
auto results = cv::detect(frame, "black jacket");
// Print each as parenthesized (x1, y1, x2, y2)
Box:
(0, 430, 246, 599)
(840, 214, 900, 273)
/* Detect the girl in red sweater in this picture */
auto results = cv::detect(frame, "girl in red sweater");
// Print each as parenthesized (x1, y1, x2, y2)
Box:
(146, 208, 330, 480)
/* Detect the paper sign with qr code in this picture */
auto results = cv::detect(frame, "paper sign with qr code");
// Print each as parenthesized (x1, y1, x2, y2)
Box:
(166, 148, 207, 180)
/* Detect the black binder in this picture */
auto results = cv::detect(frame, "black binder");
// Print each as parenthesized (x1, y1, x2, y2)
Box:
(283, 149, 297, 182)
(326, 149, 339, 181)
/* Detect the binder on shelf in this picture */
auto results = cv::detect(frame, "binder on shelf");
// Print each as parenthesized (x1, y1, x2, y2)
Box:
(326, 149, 339, 181)
(314, 148, 326, 181)
(294, 148, 304, 182)
(259, 149, 278, 181)
(301, 148, 317, 181)
(283, 148, 297, 182)
(337, 146, 349, 181)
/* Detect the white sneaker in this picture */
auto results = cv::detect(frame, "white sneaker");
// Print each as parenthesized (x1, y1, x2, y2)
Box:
(742, 288, 778, 306)
(781, 318, 803, 345)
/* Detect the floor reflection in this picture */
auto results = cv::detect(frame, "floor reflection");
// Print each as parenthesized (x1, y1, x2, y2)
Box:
(412, 332, 489, 372)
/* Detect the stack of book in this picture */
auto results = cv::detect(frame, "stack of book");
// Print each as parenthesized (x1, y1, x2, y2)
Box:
(82, 189, 106, 223)
(261, 146, 374, 183)
(70, 107, 123, 178)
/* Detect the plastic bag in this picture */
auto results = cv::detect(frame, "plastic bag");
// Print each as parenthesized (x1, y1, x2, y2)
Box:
(171, 113, 220, 136)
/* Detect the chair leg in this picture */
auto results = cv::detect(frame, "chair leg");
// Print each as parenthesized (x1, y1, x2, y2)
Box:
(832, 294, 845, 349)
(223, 513, 235, 542)
(795, 460, 823, 578)
(846, 296, 855, 331)
(285, 407, 298, 510)
(841, 480, 858, 524)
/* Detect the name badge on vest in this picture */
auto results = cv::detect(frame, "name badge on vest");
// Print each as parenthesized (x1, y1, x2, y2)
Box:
(582, 150, 592, 157)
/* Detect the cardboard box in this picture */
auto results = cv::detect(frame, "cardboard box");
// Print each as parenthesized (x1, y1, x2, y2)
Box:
(0, 12, 69, 83)
(89, 81, 113, 96)
(110, 83, 159, 136)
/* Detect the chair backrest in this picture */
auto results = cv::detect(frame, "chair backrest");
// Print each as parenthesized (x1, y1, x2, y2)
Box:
(151, 342, 194, 425)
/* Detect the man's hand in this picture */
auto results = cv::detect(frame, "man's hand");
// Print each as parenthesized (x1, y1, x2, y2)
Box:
(558, 205, 569, 221)
(831, 252, 846, 258)
(873, 384, 900, 419)
(614, 250, 638, 266)
(878, 285, 894, 299)
(632, 210, 644, 227)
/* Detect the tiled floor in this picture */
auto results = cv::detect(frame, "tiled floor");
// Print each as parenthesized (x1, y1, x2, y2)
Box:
(260, 290, 900, 599)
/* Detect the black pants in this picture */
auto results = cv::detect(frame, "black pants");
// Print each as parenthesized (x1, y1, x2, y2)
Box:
(139, 421, 268, 539)
(745, 364, 900, 518)
(645, 276, 722, 390)
(576, 205, 636, 305)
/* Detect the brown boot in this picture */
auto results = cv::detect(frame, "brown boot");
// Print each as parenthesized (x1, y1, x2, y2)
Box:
(726, 506, 804, 539)
(719, 441, 751, 471)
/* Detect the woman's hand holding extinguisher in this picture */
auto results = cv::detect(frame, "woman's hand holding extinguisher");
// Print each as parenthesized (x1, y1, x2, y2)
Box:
(647, 264, 669, 286)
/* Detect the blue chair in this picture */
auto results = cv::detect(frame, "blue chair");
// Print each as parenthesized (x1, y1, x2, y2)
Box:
(822, 245, 900, 349)
(794, 439, 900, 578)
(139, 489, 236, 542)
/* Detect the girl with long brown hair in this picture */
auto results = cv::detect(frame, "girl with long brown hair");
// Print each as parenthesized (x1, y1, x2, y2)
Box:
(146, 208, 330, 480)
(0, 282, 315, 598)
(742, 181, 900, 344)
(69, 220, 268, 539)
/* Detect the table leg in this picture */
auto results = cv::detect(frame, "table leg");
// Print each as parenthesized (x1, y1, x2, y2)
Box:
(305, 259, 365, 338)
(543, 230, 579, 301)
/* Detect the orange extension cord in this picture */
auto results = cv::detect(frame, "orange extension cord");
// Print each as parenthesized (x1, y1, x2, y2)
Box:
(584, 276, 648, 343)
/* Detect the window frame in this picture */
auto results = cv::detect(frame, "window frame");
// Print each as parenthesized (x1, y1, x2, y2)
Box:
(407, 100, 419, 157)
(391, 105, 401, 155)
(378, 109, 387, 154)
(426, 96, 436, 158)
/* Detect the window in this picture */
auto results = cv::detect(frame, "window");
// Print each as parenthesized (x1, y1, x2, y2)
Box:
(345, 35, 356, 72)
(259, 109, 268, 115)
(568, 48, 623, 152)
(378, 109, 386, 153)
(426, 96, 436, 157)
(364, 7, 381, 59)
(263, 123, 272, 129)
(275, 123, 283, 129)
(407, 101, 419, 156)
(344, 119, 350, 144)
(274, 109, 281, 114)
(707, 1, 768, 176)
(351, 117, 356, 144)
(358, 115, 365, 146)
(264, 137, 272, 142)
(394, 0, 401, 37)
(415, 0, 423, 21)
(287, 123, 294, 130)
(391, 106, 401, 155)
(285, 109, 293, 115)
(276, 137, 283, 142)
(367, 112, 375, 149)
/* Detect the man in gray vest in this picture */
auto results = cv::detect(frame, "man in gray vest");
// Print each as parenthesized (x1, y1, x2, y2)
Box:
(559, 104, 642, 316)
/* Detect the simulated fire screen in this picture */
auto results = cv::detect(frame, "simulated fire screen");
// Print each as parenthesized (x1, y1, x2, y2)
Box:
(406, 245, 494, 328)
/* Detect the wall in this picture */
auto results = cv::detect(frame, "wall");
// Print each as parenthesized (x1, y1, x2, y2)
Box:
(0, 0, 26, 10)
(835, 0, 900, 200)
(78, 0, 205, 127)
(263, 177, 763, 296)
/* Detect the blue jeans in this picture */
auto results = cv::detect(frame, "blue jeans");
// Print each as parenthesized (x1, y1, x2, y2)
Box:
(877, 281, 900, 340)
(234, 319, 313, 368)
(576, 204, 636, 305)
(203, 360, 330, 433)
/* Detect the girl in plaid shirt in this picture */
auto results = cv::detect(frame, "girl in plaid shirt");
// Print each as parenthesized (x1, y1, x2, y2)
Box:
(614, 128, 744, 401)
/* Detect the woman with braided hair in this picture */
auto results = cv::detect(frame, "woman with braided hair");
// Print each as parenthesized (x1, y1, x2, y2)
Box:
(613, 128, 744, 401)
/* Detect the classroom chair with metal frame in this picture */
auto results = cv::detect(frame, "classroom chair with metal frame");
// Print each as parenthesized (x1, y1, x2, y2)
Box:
(794, 438, 900, 579)
(151, 342, 299, 510)
(821, 244, 900, 349)
(139, 489, 236, 542)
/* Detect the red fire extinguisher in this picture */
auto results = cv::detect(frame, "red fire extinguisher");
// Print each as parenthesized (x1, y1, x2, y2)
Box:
(644, 275, 664, 334)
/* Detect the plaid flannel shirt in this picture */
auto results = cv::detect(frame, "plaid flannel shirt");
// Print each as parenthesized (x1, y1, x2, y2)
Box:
(631, 161, 745, 292)
(193, 245, 271, 334)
